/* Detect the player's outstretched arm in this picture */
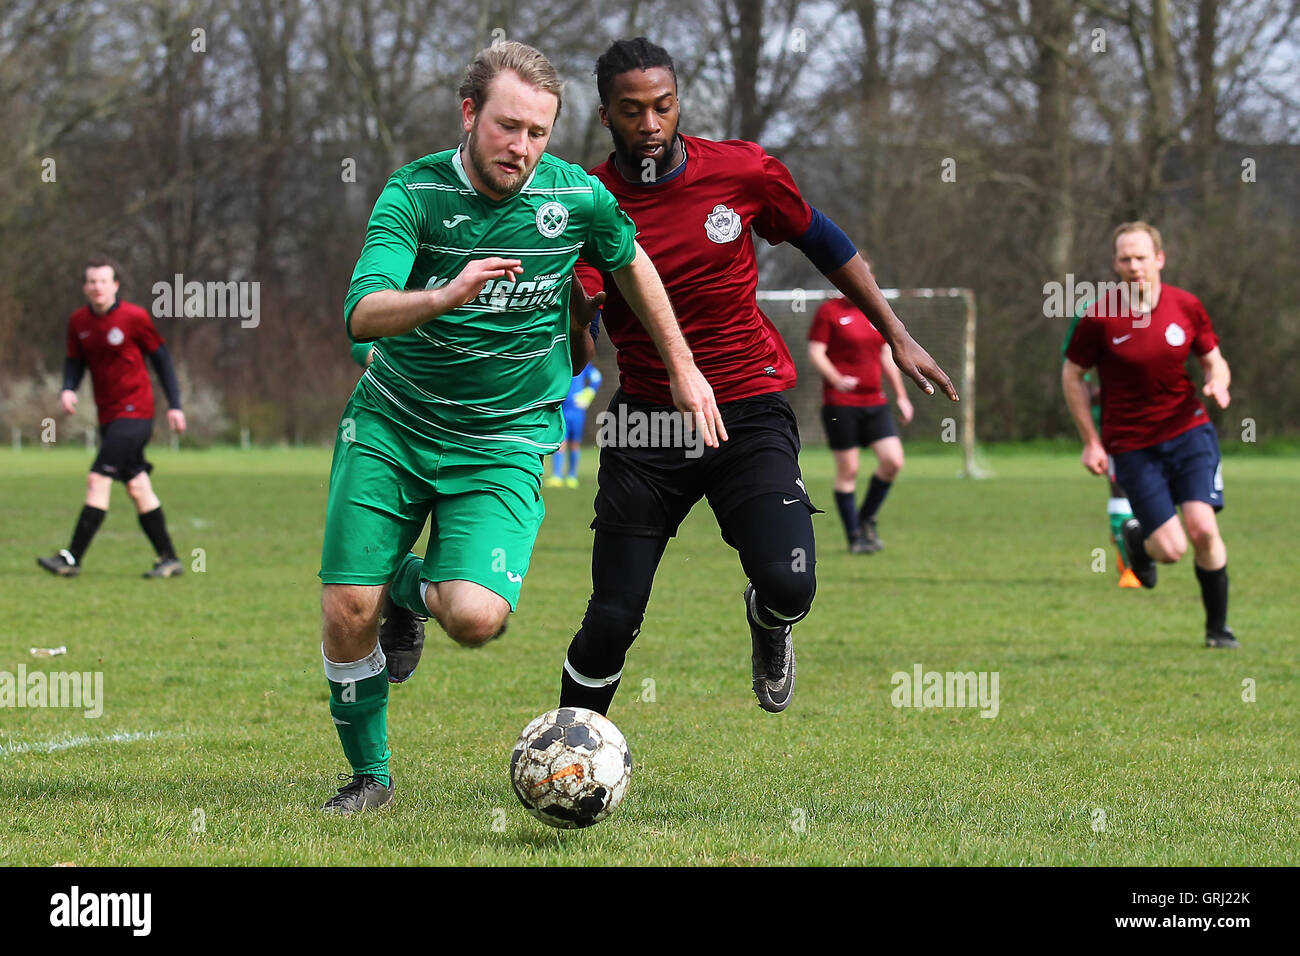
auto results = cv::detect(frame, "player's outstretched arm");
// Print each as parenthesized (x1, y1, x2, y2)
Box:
(1199, 346, 1231, 409)
(825, 255, 959, 401)
(610, 242, 727, 446)
(1062, 359, 1108, 475)
(350, 257, 524, 339)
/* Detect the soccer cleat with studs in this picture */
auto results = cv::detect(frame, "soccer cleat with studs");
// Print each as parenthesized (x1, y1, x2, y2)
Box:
(1121, 519, 1156, 589)
(745, 583, 796, 713)
(321, 772, 395, 815)
(378, 593, 426, 683)
(142, 556, 183, 578)
(37, 550, 80, 577)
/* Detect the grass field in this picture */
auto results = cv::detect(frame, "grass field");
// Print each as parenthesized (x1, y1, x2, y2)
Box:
(0, 443, 1296, 865)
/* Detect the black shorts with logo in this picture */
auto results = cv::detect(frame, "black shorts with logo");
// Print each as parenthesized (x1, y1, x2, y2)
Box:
(91, 417, 154, 482)
(821, 403, 898, 451)
(592, 388, 819, 539)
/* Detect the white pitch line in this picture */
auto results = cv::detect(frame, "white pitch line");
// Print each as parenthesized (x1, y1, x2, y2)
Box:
(0, 729, 179, 757)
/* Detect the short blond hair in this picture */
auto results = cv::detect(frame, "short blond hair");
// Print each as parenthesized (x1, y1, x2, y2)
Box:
(458, 41, 564, 120)
(1112, 221, 1163, 255)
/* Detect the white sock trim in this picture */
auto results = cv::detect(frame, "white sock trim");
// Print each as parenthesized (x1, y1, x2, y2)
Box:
(1107, 497, 1133, 515)
(322, 642, 386, 683)
(748, 586, 800, 626)
(563, 657, 622, 688)
(418, 579, 430, 612)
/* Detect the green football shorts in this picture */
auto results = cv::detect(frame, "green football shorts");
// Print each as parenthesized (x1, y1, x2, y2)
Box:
(319, 392, 546, 610)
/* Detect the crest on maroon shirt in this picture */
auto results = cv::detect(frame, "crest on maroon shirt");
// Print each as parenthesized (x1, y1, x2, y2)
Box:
(704, 204, 742, 243)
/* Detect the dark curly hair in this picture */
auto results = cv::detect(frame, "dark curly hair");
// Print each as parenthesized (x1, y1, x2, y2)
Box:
(595, 37, 676, 106)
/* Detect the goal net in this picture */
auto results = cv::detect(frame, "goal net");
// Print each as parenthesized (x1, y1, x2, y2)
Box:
(756, 287, 984, 477)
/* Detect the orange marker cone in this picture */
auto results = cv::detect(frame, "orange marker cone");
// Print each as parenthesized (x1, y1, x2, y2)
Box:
(1116, 550, 1142, 588)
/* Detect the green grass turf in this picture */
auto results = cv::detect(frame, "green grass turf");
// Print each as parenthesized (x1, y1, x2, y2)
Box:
(0, 443, 1295, 865)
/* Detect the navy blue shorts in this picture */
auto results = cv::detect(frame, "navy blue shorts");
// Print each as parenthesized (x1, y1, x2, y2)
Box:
(1111, 423, 1223, 534)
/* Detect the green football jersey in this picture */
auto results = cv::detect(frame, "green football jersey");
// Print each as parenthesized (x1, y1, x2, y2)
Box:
(344, 147, 637, 453)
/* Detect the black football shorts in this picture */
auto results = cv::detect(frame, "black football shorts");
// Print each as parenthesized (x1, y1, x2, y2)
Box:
(591, 388, 818, 538)
(820, 403, 898, 451)
(91, 417, 154, 482)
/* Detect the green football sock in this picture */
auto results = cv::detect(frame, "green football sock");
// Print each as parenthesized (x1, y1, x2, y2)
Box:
(324, 647, 391, 786)
(390, 551, 428, 617)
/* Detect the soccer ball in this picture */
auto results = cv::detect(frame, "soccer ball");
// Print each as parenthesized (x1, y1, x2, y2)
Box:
(510, 707, 632, 829)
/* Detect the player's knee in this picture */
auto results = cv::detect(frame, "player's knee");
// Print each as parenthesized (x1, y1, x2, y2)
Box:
(750, 562, 817, 623)
(878, 456, 903, 481)
(567, 599, 645, 680)
(444, 606, 508, 647)
(125, 475, 149, 499)
(321, 587, 380, 639)
(1153, 536, 1186, 563)
(1186, 523, 1219, 553)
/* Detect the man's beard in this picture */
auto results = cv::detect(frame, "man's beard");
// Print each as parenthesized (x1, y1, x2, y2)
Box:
(467, 127, 530, 198)
(611, 124, 681, 181)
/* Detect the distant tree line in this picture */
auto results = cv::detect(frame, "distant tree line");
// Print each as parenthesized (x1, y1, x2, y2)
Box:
(2, 0, 1296, 445)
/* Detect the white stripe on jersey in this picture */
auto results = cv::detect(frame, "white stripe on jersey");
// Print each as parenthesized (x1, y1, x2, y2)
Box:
(362, 370, 561, 452)
(417, 242, 585, 256)
(372, 350, 563, 415)
(406, 183, 474, 194)
(412, 326, 566, 360)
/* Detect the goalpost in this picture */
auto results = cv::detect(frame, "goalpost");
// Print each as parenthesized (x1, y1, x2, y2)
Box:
(756, 287, 984, 477)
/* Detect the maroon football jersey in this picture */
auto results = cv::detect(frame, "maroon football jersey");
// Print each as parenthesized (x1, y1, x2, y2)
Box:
(575, 135, 812, 405)
(808, 297, 888, 408)
(66, 300, 164, 424)
(1065, 284, 1219, 453)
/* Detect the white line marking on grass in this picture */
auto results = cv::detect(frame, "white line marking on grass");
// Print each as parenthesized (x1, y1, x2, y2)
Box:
(0, 730, 179, 757)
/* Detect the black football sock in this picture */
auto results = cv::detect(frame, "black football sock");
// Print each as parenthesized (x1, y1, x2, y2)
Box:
(138, 507, 177, 560)
(1194, 563, 1229, 632)
(559, 670, 621, 716)
(833, 490, 859, 539)
(859, 475, 893, 524)
(68, 505, 107, 564)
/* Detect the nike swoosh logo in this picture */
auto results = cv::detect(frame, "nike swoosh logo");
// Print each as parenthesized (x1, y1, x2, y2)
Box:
(443, 215, 471, 228)
(782, 498, 800, 505)
(1112, 334, 1132, 344)
(505, 572, 522, 583)
(531, 763, 584, 792)
(331, 717, 351, 726)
